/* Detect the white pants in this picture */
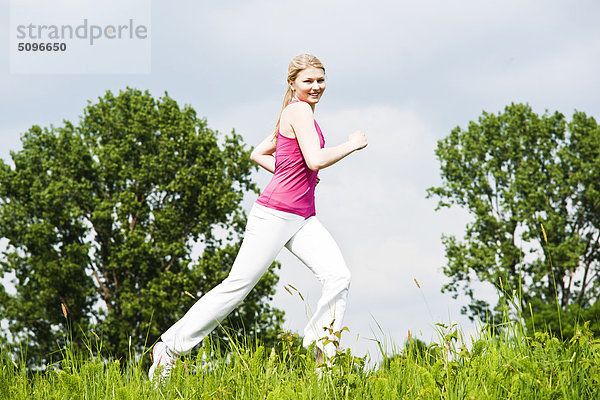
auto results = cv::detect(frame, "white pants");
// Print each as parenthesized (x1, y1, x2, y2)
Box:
(161, 203, 351, 358)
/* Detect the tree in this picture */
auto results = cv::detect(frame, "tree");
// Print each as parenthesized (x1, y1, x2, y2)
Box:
(0, 88, 284, 365)
(427, 103, 600, 337)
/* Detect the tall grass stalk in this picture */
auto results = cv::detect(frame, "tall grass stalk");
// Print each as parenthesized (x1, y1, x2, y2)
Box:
(540, 223, 564, 338)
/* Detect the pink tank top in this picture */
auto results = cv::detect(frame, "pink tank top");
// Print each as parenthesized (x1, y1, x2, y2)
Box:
(256, 106, 325, 218)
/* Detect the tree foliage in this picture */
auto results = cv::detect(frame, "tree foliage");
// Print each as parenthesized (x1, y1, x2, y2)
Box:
(0, 88, 284, 365)
(427, 103, 600, 337)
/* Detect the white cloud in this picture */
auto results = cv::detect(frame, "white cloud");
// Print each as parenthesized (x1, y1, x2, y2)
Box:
(477, 37, 600, 98)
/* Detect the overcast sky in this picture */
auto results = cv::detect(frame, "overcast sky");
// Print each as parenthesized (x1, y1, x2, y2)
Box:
(2, 0, 599, 363)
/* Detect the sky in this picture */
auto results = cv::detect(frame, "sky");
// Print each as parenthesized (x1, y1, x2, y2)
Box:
(1, 0, 599, 363)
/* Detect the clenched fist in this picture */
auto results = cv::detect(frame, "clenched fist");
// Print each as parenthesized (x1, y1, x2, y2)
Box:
(348, 130, 368, 151)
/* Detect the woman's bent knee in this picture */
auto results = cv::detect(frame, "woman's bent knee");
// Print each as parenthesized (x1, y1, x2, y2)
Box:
(329, 269, 351, 288)
(341, 270, 352, 287)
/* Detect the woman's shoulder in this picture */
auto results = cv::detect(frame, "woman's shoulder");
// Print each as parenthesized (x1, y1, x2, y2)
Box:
(279, 101, 314, 138)
(282, 100, 313, 120)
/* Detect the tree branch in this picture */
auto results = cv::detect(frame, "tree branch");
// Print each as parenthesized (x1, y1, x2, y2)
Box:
(579, 231, 600, 305)
(91, 267, 112, 312)
(164, 233, 190, 272)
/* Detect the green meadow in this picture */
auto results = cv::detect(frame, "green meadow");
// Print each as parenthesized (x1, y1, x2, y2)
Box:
(1, 319, 599, 400)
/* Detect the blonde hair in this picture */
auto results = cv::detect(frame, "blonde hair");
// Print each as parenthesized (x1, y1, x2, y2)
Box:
(271, 54, 325, 143)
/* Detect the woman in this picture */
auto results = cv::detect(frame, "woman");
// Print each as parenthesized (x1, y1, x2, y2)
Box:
(149, 53, 368, 381)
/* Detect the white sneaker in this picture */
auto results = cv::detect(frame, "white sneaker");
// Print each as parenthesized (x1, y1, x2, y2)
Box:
(149, 341, 177, 383)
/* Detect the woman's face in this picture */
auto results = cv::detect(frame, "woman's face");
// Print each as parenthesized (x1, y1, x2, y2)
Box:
(290, 66, 326, 107)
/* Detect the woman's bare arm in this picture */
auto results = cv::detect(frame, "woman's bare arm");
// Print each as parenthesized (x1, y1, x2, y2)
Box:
(250, 133, 277, 173)
(286, 102, 367, 171)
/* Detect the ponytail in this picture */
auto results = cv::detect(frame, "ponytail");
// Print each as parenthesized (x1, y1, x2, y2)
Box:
(270, 86, 295, 143)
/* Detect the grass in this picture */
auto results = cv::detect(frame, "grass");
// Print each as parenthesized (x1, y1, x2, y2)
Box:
(1, 318, 600, 400)
(2, 224, 599, 399)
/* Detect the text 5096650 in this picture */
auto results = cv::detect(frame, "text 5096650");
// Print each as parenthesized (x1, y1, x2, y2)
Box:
(18, 42, 67, 51)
